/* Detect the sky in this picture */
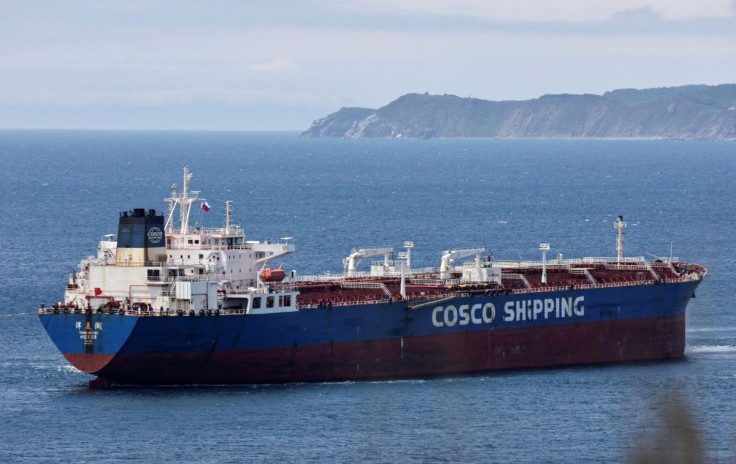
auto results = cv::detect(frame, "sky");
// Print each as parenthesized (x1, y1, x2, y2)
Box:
(1, 0, 735, 130)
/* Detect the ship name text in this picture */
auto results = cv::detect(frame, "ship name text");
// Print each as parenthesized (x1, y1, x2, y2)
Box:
(503, 296, 585, 322)
(432, 303, 496, 328)
(75, 321, 102, 346)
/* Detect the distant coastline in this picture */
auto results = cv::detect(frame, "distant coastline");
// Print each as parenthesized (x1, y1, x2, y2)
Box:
(303, 84, 736, 140)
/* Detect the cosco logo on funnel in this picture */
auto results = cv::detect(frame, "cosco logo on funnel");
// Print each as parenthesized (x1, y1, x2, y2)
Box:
(432, 303, 496, 327)
(147, 227, 163, 244)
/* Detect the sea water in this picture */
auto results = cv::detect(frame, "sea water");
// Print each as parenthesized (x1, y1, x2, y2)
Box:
(0, 131, 734, 462)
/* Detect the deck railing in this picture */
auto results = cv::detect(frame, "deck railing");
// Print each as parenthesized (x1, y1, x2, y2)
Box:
(43, 271, 704, 317)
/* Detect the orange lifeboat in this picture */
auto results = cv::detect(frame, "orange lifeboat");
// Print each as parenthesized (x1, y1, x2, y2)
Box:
(260, 268, 286, 282)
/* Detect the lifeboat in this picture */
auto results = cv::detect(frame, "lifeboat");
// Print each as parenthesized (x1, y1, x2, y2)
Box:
(260, 268, 286, 282)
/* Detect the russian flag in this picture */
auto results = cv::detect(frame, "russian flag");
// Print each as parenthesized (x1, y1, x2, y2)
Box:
(201, 201, 211, 212)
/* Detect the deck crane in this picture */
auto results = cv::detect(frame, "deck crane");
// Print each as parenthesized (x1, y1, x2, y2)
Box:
(343, 247, 394, 277)
(440, 248, 486, 280)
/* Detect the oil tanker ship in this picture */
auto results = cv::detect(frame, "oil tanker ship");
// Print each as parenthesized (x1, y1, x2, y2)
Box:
(39, 168, 706, 387)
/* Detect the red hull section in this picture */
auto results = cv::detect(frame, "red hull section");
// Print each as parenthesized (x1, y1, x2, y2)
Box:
(90, 314, 685, 385)
(65, 353, 114, 374)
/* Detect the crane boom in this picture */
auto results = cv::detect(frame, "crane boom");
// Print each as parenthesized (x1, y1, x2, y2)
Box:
(440, 248, 486, 280)
(343, 247, 394, 277)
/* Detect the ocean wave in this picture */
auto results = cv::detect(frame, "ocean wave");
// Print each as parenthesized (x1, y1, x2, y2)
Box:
(687, 327, 736, 333)
(368, 378, 427, 385)
(687, 345, 736, 353)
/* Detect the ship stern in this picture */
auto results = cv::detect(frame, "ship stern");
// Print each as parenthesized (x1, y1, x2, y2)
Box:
(39, 311, 138, 376)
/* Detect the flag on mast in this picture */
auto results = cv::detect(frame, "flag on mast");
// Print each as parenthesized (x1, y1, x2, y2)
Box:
(201, 201, 211, 212)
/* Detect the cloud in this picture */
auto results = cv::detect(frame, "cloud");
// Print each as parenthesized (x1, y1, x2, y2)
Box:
(0, 23, 734, 109)
(0, 1, 734, 128)
(609, 6, 664, 22)
(329, 0, 735, 21)
(249, 57, 300, 72)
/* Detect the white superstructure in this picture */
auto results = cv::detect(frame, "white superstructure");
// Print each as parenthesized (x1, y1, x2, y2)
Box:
(64, 167, 296, 315)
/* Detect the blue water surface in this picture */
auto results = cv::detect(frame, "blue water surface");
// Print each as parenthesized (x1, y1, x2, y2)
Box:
(0, 131, 734, 462)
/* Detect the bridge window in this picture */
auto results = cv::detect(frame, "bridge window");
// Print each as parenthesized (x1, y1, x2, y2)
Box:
(266, 296, 274, 308)
(252, 297, 261, 309)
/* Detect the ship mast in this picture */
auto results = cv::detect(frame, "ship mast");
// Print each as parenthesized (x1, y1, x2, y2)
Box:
(539, 243, 550, 284)
(398, 252, 408, 299)
(403, 241, 414, 271)
(614, 215, 627, 267)
(225, 200, 233, 233)
(163, 167, 204, 235)
(165, 183, 177, 232)
(179, 167, 195, 234)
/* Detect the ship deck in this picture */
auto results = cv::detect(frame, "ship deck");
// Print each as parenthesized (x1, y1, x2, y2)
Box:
(292, 260, 704, 309)
(42, 259, 706, 316)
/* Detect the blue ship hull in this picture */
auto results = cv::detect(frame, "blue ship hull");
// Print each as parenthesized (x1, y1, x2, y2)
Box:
(39, 279, 701, 385)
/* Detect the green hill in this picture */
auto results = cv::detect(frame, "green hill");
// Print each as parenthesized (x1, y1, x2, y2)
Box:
(303, 85, 736, 140)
